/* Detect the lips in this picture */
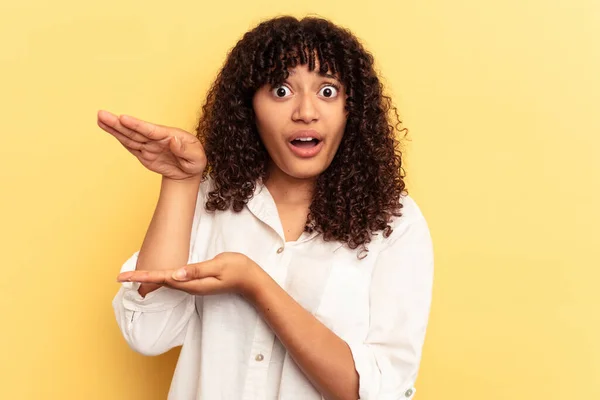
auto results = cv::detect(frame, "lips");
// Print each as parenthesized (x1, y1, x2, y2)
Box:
(288, 130, 323, 142)
(288, 130, 323, 158)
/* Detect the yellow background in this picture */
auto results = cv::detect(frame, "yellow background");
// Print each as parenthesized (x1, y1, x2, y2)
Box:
(1, 0, 598, 399)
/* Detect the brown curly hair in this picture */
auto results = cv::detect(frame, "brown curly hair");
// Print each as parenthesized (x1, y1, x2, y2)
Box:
(195, 15, 408, 257)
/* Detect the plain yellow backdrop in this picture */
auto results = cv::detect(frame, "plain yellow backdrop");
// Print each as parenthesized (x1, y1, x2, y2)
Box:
(1, 0, 598, 399)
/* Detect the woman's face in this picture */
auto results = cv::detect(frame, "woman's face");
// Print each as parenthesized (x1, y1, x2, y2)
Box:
(252, 63, 348, 180)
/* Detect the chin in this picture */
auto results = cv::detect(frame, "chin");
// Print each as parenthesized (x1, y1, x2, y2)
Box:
(283, 162, 327, 180)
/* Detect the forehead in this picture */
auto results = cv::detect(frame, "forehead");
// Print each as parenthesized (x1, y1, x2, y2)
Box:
(287, 65, 340, 81)
(262, 46, 342, 86)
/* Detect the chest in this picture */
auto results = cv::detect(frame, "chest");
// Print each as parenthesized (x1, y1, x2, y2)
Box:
(196, 209, 378, 337)
(276, 203, 310, 242)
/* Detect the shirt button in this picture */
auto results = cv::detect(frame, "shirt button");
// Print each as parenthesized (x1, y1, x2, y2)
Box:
(276, 247, 284, 254)
(255, 353, 264, 362)
(405, 388, 414, 397)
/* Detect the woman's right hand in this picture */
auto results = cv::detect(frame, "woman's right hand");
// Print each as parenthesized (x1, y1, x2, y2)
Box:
(97, 110, 207, 181)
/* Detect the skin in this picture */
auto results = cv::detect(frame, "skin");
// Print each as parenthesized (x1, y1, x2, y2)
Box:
(252, 62, 348, 241)
(116, 252, 361, 400)
(106, 63, 360, 399)
(97, 110, 207, 296)
(252, 62, 348, 182)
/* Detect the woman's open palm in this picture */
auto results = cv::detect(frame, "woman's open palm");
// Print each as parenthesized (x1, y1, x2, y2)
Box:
(97, 110, 207, 181)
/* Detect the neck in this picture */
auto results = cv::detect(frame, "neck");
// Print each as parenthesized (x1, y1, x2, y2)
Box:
(263, 164, 316, 206)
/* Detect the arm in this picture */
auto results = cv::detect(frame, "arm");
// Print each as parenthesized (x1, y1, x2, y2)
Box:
(100, 112, 209, 355)
(112, 177, 206, 356)
(246, 216, 434, 400)
(247, 271, 360, 400)
(136, 176, 201, 297)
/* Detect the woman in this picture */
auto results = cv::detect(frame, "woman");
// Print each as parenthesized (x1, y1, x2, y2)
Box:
(102, 15, 434, 400)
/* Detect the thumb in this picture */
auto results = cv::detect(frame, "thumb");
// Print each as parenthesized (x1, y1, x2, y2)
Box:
(169, 135, 185, 155)
(172, 268, 189, 281)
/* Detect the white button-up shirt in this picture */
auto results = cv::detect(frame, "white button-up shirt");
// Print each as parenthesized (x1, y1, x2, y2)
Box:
(112, 179, 434, 400)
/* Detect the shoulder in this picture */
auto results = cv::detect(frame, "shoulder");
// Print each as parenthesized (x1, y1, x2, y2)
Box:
(192, 177, 216, 215)
(380, 193, 432, 249)
(390, 193, 429, 229)
(198, 177, 214, 199)
(397, 193, 426, 223)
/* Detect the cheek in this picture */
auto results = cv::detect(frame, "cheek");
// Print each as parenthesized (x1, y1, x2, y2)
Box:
(331, 117, 348, 147)
(254, 100, 279, 131)
(254, 115, 285, 156)
(252, 93, 272, 131)
(253, 108, 272, 138)
(255, 115, 276, 140)
(255, 107, 289, 143)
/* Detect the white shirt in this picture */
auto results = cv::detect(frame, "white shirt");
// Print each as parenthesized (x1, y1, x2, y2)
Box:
(112, 179, 434, 400)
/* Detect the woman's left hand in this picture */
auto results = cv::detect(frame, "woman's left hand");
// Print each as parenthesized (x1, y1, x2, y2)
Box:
(116, 252, 262, 299)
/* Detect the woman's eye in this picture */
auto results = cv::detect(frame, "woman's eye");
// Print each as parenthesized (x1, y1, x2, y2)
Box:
(319, 85, 339, 98)
(272, 86, 292, 98)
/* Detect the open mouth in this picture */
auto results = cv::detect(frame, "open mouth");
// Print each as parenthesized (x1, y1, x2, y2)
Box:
(287, 136, 324, 158)
(290, 137, 321, 148)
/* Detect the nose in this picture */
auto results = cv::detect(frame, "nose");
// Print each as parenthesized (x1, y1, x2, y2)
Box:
(292, 93, 319, 123)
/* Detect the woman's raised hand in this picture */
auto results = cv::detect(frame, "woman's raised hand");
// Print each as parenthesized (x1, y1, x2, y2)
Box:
(97, 110, 207, 181)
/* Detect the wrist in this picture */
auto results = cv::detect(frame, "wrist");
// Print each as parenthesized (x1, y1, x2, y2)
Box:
(241, 261, 269, 304)
(162, 174, 203, 186)
(159, 175, 202, 205)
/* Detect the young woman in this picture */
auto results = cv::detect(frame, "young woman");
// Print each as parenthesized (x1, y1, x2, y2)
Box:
(102, 15, 434, 400)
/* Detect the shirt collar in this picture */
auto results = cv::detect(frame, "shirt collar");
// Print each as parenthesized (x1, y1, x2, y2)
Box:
(246, 180, 320, 244)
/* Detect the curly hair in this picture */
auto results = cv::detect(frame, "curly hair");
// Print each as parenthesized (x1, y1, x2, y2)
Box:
(195, 15, 408, 257)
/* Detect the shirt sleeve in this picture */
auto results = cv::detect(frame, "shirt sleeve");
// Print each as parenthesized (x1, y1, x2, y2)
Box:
(111, 181, 208, 356)
(345, 215, 434, 400)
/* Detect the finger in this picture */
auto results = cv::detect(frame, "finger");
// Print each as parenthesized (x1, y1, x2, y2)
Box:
(119, 114, 170, 140)
(167, 277, 223, 294)
(139, 136, 173, 154)
(98, 110, 150, 143)
(169, 135, 205, 167)
(172, 260, 222, 282)
(98, 117, 166, 157)
(117, 270, 172, 285)
(99, 120, 143, 151)
(98, 121, 143, 157)
(116, 270, 222, 295)
(168, 136, 189, 160)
